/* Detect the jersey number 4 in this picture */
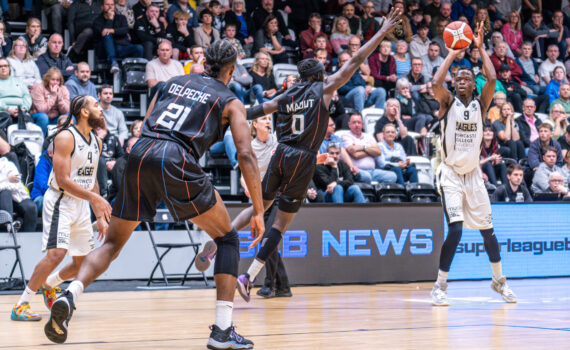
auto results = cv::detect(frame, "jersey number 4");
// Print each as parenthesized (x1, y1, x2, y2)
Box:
(156, 103, 192, 131)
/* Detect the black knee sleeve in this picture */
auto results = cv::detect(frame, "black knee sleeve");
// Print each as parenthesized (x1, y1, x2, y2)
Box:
(256, 227, 282, 262)
(480, 228, 501, 263)
(213, 229, 239, 277)
(439, 221, 463, 272)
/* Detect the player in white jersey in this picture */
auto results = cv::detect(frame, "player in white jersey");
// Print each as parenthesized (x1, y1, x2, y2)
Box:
(429, 22, 517, 306)
(10, 95, 112, 321)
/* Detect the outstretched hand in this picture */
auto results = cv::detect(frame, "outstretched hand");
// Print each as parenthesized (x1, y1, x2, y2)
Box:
(380, 7, 402, 34)
(473, 21, 485, 49)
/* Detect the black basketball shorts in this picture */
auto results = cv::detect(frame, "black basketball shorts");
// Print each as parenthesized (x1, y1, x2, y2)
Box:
(262, 144, 316, 213)
(112, 137, 216, 222)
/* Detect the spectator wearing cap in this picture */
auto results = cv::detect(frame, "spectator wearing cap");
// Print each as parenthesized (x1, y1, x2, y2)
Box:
(498, 63, 526, 113)
(409, 21, 430, 58)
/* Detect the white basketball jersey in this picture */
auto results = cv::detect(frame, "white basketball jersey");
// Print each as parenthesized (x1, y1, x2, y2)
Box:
(440, 97, 483, 175)
(49, 126, 100, 198)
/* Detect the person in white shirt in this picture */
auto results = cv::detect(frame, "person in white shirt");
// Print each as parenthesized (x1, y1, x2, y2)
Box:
(538, 45, 566, 86)
(145, 40, 184, 90)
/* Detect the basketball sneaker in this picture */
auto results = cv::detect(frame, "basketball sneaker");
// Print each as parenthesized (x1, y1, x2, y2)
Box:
(491, 276, 517, 303)
(196, 240, 218, 272)
(11, 302, 42, 321)
(207, 324, 254, 349)
(44, 290, 75, 344)
(431, 281, 449, 306)
(236, 274, 254, 302)
(41, 284, 61, 309)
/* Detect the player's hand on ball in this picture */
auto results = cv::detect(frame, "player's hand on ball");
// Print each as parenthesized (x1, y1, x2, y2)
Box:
(96, 216, 108, 241)
(473, 21, 484, 49)
(248, 213, 265, 249)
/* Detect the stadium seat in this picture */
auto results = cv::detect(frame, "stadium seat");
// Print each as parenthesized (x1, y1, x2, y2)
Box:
(0, 210, 26, 290)
(354, 182, 376, 202)
(408, 156, 434, 185)
(361, 107, 383, 134)
(7, 123, 44, 165)
(375, 183, 407, 202)
(145, 210, 208, 287)
(405, 183, 439, 203)
(273, 63, 298, 87)
(237, 58, 255, 70)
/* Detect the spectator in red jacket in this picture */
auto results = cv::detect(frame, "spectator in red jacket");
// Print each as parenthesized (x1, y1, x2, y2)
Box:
(490, 41, 523, 84)
(369, 40, 397, 91)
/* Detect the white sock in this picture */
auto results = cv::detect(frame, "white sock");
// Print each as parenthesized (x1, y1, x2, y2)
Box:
(436, 269, 448, 285)
(215, 300, 233, 330)
(46, 271, 65, 288)
(246, 259, 265, 281)
(17, 286, 35, 306)
(67, 280, 84, 302)
(491, 262, 503, 280)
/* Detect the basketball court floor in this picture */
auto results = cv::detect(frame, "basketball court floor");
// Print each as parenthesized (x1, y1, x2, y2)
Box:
(1, 278, 569, 349)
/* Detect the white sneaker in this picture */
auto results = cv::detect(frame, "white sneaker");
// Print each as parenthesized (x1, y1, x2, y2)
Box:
(431, 281, 449, 306)
(491, 276, 517, 303)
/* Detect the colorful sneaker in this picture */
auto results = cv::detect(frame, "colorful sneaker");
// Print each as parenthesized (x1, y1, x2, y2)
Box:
(196, 240, 218, 272)
(11, 302, 42, 321)
(430, 281, 449, 306)
(41, 284, 61, 310)
(491, 276, 517, 303)
(44, 290, 75, 344)
(207, 324, 254, 349)
(236, 274, 253, 302)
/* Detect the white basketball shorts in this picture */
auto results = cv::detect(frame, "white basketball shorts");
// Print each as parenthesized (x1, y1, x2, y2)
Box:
(437, 163, 493, 230)
(42, 188, 94, 256)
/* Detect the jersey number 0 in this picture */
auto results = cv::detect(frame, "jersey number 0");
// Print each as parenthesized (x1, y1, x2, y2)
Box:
(156, 103, 192, 131)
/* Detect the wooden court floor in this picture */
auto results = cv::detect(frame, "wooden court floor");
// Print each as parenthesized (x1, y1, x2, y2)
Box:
(1, 278, 569, 349)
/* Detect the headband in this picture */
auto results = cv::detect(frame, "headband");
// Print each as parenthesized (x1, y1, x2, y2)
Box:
(299, 62, 325, 78)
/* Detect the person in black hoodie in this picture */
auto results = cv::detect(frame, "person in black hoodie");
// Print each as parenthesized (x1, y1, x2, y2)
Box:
(134, 3, 166, 60)
(165, 10, 195, 60)
(93, 0, 143, 74)
(67, 0, 102, 61)
(497, 64, 526, 113)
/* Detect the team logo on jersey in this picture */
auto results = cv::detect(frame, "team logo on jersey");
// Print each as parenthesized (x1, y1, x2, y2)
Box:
(456, 122, 478, 132)
(77, 166, 95, 176)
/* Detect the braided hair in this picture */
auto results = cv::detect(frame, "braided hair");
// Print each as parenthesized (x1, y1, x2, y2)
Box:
(297, 58, 324, 82)
(204, 40, 237, 78)
(57, 95, 90, 132)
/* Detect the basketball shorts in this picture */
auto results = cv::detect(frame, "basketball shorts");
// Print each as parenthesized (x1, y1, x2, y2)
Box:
(112, 137, 216, 222)
(262, 144, 316, 213)
(42, 188, 94, 256)
(437, 163, 493, 230)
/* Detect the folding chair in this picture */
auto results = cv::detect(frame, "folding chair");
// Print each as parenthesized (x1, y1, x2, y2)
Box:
(145, 210, 209, 286)
(0, 210, 26, 290)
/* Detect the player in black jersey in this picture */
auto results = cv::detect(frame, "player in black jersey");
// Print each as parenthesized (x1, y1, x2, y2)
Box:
(232, 8, 403, 302)
(44, 40, 265, 349)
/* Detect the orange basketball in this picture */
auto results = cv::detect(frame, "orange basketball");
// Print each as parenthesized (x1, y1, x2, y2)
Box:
(443, 21, 474, 50)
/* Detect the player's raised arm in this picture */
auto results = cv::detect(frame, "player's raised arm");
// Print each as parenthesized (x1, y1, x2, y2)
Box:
(323, 8, 401, 97)
(474, 21, 496, 113)
(225, 99, 265, 240)
(431, 52, 464, 118)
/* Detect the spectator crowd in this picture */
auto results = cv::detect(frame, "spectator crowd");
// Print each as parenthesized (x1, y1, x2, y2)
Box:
(3, 0, 570, 230)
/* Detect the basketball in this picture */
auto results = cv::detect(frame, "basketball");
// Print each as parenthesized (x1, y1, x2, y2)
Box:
(443, 21, 474, 50)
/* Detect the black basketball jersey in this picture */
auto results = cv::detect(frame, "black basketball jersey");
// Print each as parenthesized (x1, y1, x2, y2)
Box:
(275, 81, 329, 153)
(142, 73, 237, 157)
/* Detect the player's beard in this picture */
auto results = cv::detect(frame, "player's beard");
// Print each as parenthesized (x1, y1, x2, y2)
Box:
(88, 113, 106, 129)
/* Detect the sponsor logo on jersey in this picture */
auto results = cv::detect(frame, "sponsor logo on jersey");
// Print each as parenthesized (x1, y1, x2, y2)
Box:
(77, 166, 95, 177)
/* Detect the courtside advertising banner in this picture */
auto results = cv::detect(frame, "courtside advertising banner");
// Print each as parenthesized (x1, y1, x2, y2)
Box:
(229, 204, 443, 285)
(446, 203, 570, 280)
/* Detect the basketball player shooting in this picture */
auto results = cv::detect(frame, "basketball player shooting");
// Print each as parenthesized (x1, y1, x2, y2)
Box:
(231, 8, 402, 303)
(44, 41, 265, 349)
(430, 21, 517, 306)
